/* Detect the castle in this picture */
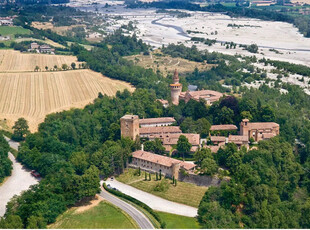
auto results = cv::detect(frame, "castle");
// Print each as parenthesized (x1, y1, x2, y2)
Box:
(169, 69, 223, 106)
(170, 69, 182, 105)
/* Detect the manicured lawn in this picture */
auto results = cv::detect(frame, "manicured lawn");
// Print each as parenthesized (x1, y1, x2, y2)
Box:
(0, 26, 31, 37)
(49, 201, 138, 229)
(117, 168, 208, 208)
(156, 211, 201, 229)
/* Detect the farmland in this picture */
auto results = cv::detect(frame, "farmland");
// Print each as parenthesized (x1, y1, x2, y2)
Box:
(0, 51, 134, 131)
(0, 26, 31, 37)
(0, 50, 82, 72)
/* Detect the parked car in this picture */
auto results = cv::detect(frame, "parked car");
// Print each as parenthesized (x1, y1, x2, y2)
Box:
(31, 170, 40, 178)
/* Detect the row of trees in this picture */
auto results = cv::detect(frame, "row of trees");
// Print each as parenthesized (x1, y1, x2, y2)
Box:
(0, 135, 12, 183)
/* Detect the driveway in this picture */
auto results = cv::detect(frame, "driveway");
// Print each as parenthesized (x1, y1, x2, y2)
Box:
(105, 179, 198, 217)
(0, 139, 39, 217)
(100, 187, 154, 229)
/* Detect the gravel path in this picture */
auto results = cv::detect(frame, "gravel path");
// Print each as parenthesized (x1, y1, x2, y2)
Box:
(105, 179, 198, 217)
(0, 138, 39, 217)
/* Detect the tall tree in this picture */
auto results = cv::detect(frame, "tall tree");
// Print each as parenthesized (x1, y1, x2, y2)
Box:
(12, 118, 30, 141)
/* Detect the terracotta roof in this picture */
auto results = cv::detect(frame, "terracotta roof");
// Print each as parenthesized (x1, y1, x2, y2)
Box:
(170, 83, 182, 87)
(207, 145, 221, 153)
(139, 117, 175, 125)
(262, 133, 276, 139)
(210, 124, 238, 131)
(157, 99, 168, 104)
(247, 122, 279, 130)
(210, 136, 226, 142)
(132, 150, 196, 170)
(160, 133, 200, 146)
(228, 135, 248, 145)
(139, 126, 182, 135)
(121, 114, 139, 120)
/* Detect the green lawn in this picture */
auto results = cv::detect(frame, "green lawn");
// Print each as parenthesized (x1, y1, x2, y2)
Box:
(117, 168, 208, 208)
(156, 211, 201, 229)
(49, 201, 138, 229)
(0, 26, 31, 37)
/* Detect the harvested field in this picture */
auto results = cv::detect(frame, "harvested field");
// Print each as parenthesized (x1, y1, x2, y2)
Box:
(126, 51, 215, 77)
(31, 21, 86, 36)
(0, 69, 134, 131)
(14, 38, 65, 48)
(0, 50, 81, 72)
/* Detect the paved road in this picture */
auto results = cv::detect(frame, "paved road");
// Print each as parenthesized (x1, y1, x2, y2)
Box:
(99, 184, 154, 229)
(0, 138, 39, 217)
(106, 179, 198, 217)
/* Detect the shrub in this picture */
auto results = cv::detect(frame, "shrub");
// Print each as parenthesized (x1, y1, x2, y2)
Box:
(153, 179, 169, 192)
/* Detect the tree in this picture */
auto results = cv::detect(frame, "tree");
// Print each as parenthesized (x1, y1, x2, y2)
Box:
(34, 66, 40, 72)
(69, 151, 89, 175)
(12, 118, 30, 141)
(26, 216, 46, 229)
(76, 165, 100, 200)
(144, 138, 165, 155)
(54, 65, 58, 70)
(201, 157, 218, 176)
(241, 111, 253, 121)
(176, 135, 192, 159)
(0, 215, 23, 229)
(71, 62, 76, 70)
(194, 148, 212, 167)
(61, 64, 68, 71)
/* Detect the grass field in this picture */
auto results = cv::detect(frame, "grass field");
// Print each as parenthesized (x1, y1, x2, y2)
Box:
(0, 26, 31, 37)
(116, 169, 207, 208)
(126, 51, 215, 77)
(49, 201, 138, 229)
(156, 211, 201, 229)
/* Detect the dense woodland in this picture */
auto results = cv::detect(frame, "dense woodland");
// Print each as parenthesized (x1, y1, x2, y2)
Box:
(1, 4, 310, 229)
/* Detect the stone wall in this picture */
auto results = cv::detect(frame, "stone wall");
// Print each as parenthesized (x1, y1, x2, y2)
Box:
(178, 172, 221, 187)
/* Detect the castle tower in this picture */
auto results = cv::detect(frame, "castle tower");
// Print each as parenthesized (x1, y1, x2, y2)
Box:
(170, 69, 182, 105)
(240, 119, 249, 138)
(120, 115, 140, 140)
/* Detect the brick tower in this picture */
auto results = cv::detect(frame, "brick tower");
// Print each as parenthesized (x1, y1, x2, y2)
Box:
(170, 69, 182, 105)
(120, 115, 140, 140)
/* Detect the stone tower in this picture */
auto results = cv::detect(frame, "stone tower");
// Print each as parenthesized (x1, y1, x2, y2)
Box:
(170, 69, 182, 105)
(120, 115, 140, 140)
(240, 119, 249, 138)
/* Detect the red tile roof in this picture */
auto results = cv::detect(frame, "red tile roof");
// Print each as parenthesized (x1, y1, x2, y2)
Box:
(139, 117, 176, 125)
(247, 122, 279, 130)
(210, 124, 238, 131)
(132, 150, 196, 170)
(139, 126, 182, 135)
(228, 135, 248, 145)
(210, 136, 226, 142)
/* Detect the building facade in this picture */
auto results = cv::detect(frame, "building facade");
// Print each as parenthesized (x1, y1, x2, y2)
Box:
(139, 117, 176, 127)
(130, 150, 196, 179)
(120, 115, 140, 140)
(240, 119, 280, 142)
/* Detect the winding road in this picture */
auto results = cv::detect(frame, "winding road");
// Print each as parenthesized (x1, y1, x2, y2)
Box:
(0, 138, 39, 217)
(99, 182, 154, 229)
(106, 179, 198, 217)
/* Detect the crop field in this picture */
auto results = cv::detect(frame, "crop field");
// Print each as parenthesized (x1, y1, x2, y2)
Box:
(126, 52, 215, 77)
(0, 50, 82, 72)
(31, 21, 86, 36)
(0, 69, 134, 131)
